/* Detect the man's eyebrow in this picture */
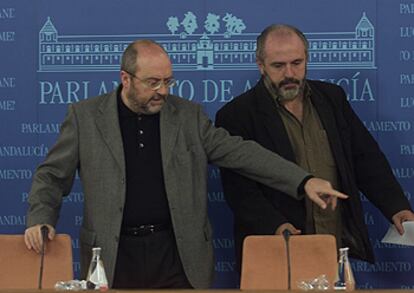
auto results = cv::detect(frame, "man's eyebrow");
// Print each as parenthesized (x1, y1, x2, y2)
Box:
(292, 58, 305, 62)
(269, 61, 286, 66)
(145, 75, 174, 80)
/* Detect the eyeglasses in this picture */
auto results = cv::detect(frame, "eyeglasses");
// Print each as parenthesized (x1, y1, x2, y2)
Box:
(124, 70, 176, 91)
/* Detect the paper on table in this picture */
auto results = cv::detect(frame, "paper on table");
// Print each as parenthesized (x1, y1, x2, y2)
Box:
(381, 221, 414, 246)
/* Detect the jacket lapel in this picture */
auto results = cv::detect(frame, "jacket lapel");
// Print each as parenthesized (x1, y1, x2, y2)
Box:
(308, 82, 345, 169)
(160, 97, 179, 166)
(255, 80, 296, 162)
(95, 89, 125, 174)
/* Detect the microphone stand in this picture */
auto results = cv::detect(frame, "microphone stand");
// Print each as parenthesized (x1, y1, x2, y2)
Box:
(38, 225, 49, 289)
(282, 229, 291, 290)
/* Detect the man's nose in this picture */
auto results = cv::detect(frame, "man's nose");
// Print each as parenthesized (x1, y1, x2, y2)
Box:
(156, 83, 169, 96)
(284, 65, 294, 78)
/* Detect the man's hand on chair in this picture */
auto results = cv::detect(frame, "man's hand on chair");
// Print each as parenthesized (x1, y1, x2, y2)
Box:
(24, 224, 55, 253)
(275, 223, 301, 235)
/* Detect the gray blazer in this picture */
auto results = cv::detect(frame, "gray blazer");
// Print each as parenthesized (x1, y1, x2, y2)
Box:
(27, 88, 309, 288)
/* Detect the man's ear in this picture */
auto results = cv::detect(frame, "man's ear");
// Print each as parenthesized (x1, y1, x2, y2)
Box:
(256, 58, 265, 75)
(120, 71, 130, 88)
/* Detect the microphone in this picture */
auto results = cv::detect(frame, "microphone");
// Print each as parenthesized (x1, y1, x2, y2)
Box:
(38, 225, 49, 289)
(282, 229, 292, 290)
(282, 228, 291, 241)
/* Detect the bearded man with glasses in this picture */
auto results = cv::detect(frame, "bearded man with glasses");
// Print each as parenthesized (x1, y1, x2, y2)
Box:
(25, 39, 347, 289)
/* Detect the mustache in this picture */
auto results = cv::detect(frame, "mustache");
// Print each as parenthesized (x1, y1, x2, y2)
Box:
(148, 93, 167, 102)
(278, 78, 301, 88)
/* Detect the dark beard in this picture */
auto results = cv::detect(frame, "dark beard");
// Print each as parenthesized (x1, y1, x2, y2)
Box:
(263, 72, 304, 102)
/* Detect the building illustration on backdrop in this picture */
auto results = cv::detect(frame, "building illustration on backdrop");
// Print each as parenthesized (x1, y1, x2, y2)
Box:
(38, 12, 375, 72)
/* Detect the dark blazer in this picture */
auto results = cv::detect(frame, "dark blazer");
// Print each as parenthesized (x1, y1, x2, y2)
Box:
(27, 86, 311, 288)
(216, 79, 411, 269)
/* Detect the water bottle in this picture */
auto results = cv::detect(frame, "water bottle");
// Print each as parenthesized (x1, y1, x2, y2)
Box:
(334, 247, 355, 290)
(55, 280, 87, 291)
(86, 247, 109, 290)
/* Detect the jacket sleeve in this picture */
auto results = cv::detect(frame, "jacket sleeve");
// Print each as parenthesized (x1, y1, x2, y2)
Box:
(194, 104, 309, 200)
(335, 86, 411, 220)
(27, 104, 80, 228)
(214, 106, 292, 233)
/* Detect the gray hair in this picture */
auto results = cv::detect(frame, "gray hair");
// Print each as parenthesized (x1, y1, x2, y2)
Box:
(256, 24, 309, 62)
